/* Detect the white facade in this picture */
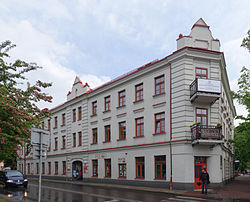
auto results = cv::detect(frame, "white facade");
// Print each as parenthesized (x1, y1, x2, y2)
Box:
(17, 18, 236, 190)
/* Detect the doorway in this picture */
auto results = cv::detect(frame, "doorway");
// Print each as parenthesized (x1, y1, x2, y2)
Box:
(194, 157, 207, 189)
(72, 161, 83, 180)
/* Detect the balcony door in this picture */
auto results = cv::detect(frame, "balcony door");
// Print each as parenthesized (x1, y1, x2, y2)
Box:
(196, 108, 208, 127)
(194, 157, 207, 189)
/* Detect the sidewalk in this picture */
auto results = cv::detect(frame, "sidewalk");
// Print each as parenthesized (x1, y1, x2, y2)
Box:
(185, 175, 250, 200)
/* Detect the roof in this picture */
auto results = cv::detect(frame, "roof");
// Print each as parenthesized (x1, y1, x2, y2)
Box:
(192, 18, 210, 29)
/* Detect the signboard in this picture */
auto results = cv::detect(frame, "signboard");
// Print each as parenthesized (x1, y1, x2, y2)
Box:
(201, 128, 220, 139)
(31, 128, 50, 146)
(197, 79, 221, 94)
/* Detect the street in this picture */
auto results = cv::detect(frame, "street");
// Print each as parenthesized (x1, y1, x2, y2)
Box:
(0, 180, 214, 202)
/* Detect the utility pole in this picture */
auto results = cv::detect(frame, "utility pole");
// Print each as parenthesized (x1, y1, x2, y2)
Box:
(38, 131, 42, 202)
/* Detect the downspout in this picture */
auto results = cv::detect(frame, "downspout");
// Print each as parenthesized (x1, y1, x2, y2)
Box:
(169, 64, 173, 190)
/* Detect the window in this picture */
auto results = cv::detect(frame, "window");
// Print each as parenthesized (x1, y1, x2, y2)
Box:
(196, 67, 208, 79)
(36, 162, 39, 174)
(105, 159, 111, 178)
(118, 122, 126, 140)
(155, 75, 165, 95)
(55, 162, 58, 175)
(62, 113, 66, 126)
(72, 109, 76, 122)
(62, 136, 66, 149)
(155, 112, 165, 134)
(155, 155, 166, 180)
(92, 101, 97, 115)
(119, 164, 126, 178)
(104, 96, 111, 112)
(54, 117, 58, 128)
(136, 157, 145, 179)
(48, 141, 51, 152)
(27, 163, 30, 174)
(135, 117, 144, 137)
(48, 119, 51, 130)
(92, 128, 98, 144)
(73, 133, 76, 147)
(104, 125, 111, 142)
(196, 108, 208, 126)
(62, 161, 66, 175)
(48, 162, 51, 175)
(78, 107, 82, 120)
(42, 162, 45, 174)
(135, 83, 143, 101)
(54, 137, 58, 150)
(78, 132, 82, 146)
(118, 90, 126, 107)
(92, 160, 98, 177)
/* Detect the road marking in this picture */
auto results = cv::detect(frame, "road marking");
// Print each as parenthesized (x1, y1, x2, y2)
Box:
(176, 195, 207, 200)
(30, 183, 142, 202)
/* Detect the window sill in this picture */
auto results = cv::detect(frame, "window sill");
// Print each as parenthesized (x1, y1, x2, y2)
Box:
(133, 99, 144, 104)
(90, 114, 97, 117)
(103, 110, 111, 113)
(103, 141, 111, 144)
(61, 147, 66, 150)
(62, 173, 66, 175)
(78, 145, 82, 147)
(153, 92, 165, 97)
(61, 124, 66, 127)
(135, 177, 145, 180)
(91, 143, 97, 145)
(117, 138, 126, 141)
(104, 176, 111, 178)
(72, 121, 76, 123)
(118, 177, 127, 179)
(154, 178, 166, 180)
(53, 127, 58, 129)
(152, 132, 166, 136)
(77, 119, 82, 121)
(116, 105, 126, 109)
(54, 173, 58, 175)
(53, 149, 58, 151)
(92, 176, 98, 178)
(133, 135, 144, 138)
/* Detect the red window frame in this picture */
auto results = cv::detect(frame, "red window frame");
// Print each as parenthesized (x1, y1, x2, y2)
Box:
(118, 90, 126, 107)
(78, 107, 82, 120)
(42, 162, 45, 174)
(92, 160, 98, 177)
(72, 109, 76, 122)
(54, 137, 58, 150)
(195, 67, 208, 79)
(104, 96, 111, 112)
(62, 135, 66, 149)
(118, 122, 126, 140)
(54, 116, 58, 128)
(155, 75, 165, 95)
(105, 159, 111, 178)
(135, 157, 145, 179)
(135, 117, 144, 137)
(78, 132, 82, 146)
(62, 113, 65, 126)
(73, 133, 76, 147)
(62, 161, 66, 175)
(104, 125, 111, 142)
(54, 162, 58, 175)
(155, 112, 165, 134)
(92, 128, 98, 144)
(48, 119, 51, 130)
(135, 83, 143, 102)
(36, 163, 39, 174)
(155, 155, 166, 180)
(92, 101, 97, 115)
(118, 163, 126, 178)
(195, 108, 208, 126)
(48, 162, 51, 175)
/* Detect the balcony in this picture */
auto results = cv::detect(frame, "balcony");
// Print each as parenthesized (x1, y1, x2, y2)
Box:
(190, 78, 221, 104)
(191, 125, 223, 145)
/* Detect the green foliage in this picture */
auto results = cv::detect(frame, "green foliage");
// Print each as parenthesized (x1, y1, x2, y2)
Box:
(241, 29, 250, 52)
(0, 40, 52, 166)
(233, 122, 250, 171)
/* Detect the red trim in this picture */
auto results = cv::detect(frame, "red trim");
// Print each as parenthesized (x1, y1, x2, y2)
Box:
(133, 135, 144, 138)
(46, 139, 192, 157)
(195, 67, 208, 79)
(152, 102, 166, 107)
(152, 132, 166, 136)
(133, 107, 144, 113)
(154, 178, 166, 180)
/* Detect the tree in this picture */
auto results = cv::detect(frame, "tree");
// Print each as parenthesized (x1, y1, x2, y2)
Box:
(0, 40, 52, 168)
(231, 30, 250, 171)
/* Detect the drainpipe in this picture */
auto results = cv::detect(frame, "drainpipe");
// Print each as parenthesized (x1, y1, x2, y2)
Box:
(169, 64, 173, 190)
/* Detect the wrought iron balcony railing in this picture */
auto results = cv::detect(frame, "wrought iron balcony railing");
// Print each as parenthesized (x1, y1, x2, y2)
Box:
(191, 125, 222, 141)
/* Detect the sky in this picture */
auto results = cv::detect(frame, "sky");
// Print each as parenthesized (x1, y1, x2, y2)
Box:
(0, 0, 249, 124)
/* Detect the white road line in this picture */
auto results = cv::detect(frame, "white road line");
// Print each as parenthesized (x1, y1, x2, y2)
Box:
(176, 195, 207, 200)
(167, 198, 195, 202)
(30, 183, 142, 202)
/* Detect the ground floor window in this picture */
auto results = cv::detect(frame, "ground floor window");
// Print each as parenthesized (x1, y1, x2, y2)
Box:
(92, 160, 98, 177)
(105, 159, 111, 178)
(42, 162, 45, 174)
(118, 163, 126, 178)
(27, 163, 30, 174)
(48, 162, 51, 175)
(155, 155, 166, 180)
(55, 162, 58, 175)
(62, 161, 66, 175)
(136, 157, 145, 179)
(36, 163, 39, 174)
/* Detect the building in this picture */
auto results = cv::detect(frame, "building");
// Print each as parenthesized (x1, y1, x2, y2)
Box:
(17, 18, 236, 190)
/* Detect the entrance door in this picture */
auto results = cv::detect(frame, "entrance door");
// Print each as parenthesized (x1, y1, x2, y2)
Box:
(72, 161, 83, 180)
(194, 157, 207, 189)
